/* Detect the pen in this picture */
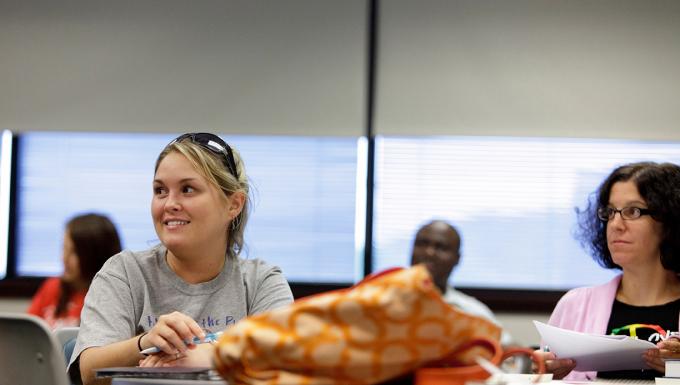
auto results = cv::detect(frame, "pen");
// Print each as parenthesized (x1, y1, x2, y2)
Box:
(140, 331, 223, 355)
(475, 356, 507, 384)
(475, 356, 505, 377)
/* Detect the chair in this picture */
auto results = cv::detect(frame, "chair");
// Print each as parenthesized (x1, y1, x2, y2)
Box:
(54, 326, 79, 364)
(0, 312, 71, 385)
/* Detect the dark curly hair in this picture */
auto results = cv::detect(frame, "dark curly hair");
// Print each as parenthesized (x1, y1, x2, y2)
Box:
(576, 161, 680, 273)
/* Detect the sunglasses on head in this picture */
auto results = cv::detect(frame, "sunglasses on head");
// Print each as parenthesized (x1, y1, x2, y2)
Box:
(170, 133, 239, 178)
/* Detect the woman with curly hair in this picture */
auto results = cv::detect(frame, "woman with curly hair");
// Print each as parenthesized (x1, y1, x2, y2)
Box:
(541, 161, 680, 380)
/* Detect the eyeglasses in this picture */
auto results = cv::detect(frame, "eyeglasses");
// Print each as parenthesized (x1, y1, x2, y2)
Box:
(170, 133, 238, 178)
(596, 206, 653, 222)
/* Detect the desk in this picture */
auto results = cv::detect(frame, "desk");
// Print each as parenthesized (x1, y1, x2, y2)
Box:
(110, 376, 656, 385)
(112, 379, 226, 385)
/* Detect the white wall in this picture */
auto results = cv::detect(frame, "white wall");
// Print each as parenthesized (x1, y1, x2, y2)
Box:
(376, 0, 680, 140)
(0, 0, 366, 135)
(497, 312, 550, 347)
(0, 298, 30, 313)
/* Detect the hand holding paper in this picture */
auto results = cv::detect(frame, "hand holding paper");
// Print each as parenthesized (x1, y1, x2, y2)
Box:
(534, 321, 656, 372)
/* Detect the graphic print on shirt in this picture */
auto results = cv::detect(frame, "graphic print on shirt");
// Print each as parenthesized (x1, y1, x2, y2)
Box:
(145, 314, 237, 331)
(610, 323, 671, 342)
(606, 297, 680, 343)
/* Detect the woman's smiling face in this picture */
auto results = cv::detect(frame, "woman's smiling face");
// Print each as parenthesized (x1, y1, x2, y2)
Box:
(151, 151, 232, 255)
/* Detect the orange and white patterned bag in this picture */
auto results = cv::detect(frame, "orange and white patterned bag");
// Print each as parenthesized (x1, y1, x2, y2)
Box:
(214, 265, 502, 385)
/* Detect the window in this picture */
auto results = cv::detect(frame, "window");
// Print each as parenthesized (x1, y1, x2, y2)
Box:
(12, 132, 362, 283)
(0, 130, 12, 280)
(373, 136, 680, 290)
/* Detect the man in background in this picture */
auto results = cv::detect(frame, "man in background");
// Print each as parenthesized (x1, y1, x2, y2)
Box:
(410, 219, 513, 346)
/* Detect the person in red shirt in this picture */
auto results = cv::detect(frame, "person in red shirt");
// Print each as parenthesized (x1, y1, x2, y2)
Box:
(27, 213, 122, 329)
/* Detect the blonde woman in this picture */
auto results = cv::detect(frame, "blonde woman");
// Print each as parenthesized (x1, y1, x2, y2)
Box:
(68, 133, 293, 385)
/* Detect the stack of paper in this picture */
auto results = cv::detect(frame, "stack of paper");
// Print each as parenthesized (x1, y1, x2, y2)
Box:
(656, 360, 680, 385)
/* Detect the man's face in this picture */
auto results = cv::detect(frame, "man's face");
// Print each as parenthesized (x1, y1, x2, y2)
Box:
(410, 222, 460, 292)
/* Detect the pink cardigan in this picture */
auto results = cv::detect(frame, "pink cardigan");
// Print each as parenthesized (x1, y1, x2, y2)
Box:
(548, 274, 680, 380)
(547, 275, 621, 381)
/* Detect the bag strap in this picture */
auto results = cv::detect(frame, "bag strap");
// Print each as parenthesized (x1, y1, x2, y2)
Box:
(426, 337, 501, 368)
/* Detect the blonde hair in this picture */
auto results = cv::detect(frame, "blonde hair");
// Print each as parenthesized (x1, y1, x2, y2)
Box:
(154, 137, 250, 259)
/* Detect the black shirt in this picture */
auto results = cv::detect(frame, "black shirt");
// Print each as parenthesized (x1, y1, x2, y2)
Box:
(598, 297, 680, 379)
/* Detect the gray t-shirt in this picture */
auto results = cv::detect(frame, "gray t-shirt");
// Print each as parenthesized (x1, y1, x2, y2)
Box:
(67, 244, 293, 382)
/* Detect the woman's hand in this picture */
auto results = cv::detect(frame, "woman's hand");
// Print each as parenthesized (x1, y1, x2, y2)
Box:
(644, 338, 680, 373)
(139, 311, 206, 355)
(533, 350, 576, 380)
(139, 343, 215, 368)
